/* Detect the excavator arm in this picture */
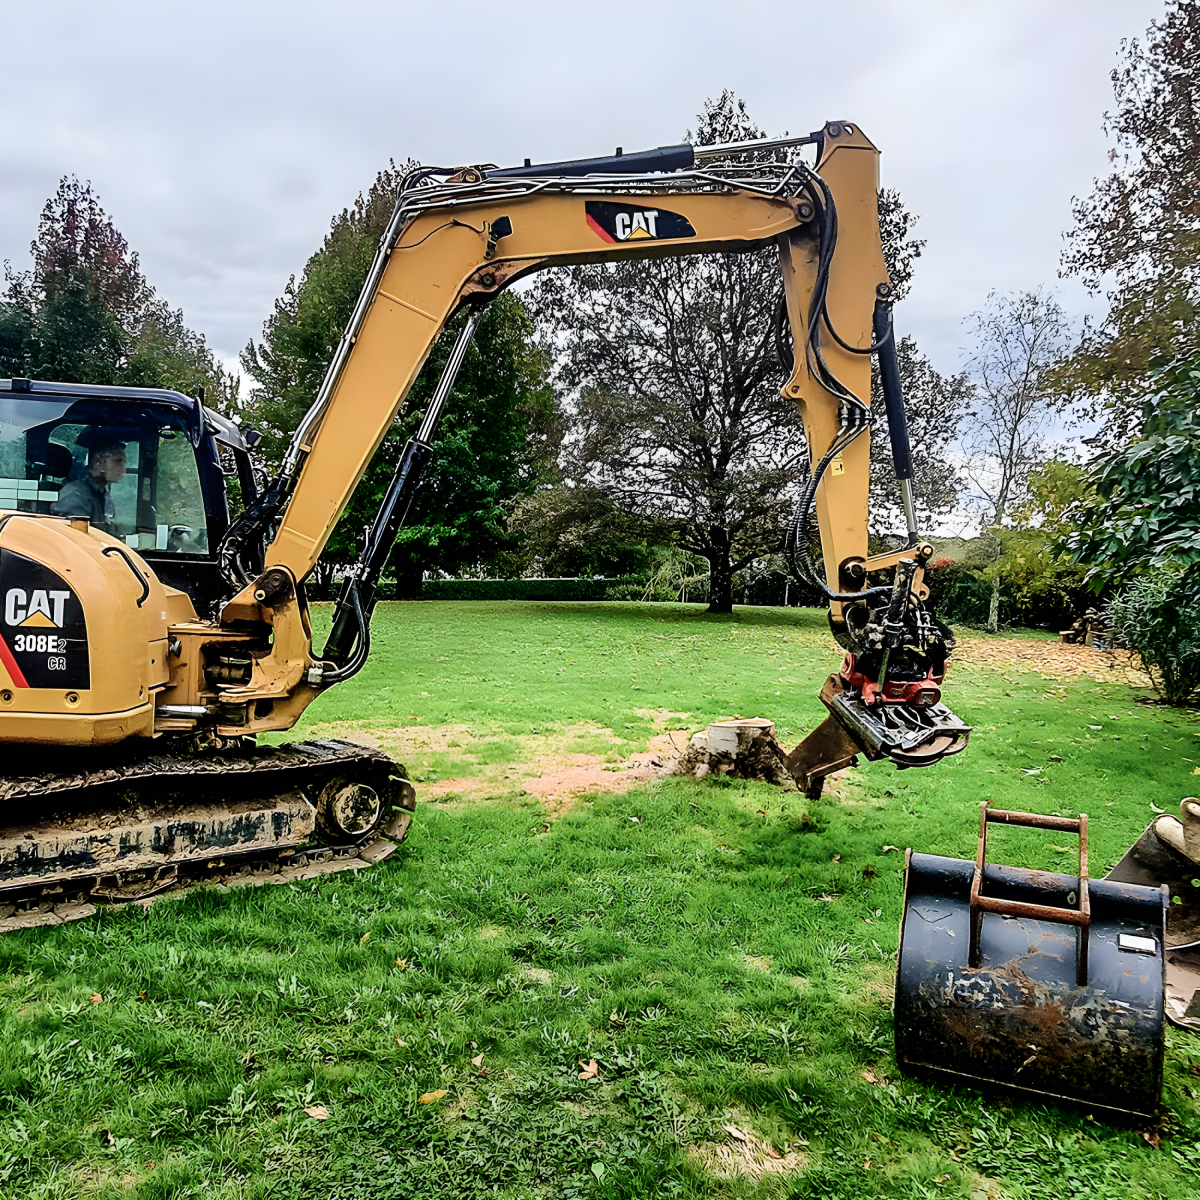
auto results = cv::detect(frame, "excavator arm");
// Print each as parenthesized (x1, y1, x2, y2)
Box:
(213, 121, 969, 783)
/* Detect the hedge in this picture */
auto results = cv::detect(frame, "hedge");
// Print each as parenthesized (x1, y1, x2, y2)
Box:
(417, 576, 644, 602)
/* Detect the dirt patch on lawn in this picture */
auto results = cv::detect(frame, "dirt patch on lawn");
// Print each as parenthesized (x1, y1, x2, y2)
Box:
(392, 725, 688, 814)
(954, 636, 1151, 687)
(522, 730, 687, 814)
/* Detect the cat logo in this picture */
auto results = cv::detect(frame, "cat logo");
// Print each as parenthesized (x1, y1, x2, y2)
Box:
(585, 201, 696, 244)
(5, 587, 71, 628)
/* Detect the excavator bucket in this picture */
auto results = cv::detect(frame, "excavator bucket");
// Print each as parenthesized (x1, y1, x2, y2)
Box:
(1106, 798, 1200, 1029)
(894, 804, 1167, 1121)
(785, 674, 970, 798)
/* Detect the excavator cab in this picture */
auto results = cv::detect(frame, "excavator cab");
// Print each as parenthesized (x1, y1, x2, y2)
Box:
(0, 379, 254, 614)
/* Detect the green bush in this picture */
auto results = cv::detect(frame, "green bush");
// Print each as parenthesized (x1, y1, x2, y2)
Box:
(1107, 565, 1200, 704)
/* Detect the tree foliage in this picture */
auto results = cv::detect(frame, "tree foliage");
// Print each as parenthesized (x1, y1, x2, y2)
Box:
(0, 177, 237, 405)
(1063, 354, 1200, 590)
(1060, 0, 1200, 428)
(241, 165, 562, 589)
(984, 461, 1093, 629)
(1108, 564, 1200, 704)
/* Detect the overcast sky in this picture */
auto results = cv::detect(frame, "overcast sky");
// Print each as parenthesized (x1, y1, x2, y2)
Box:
(0, 0, 1165, 383)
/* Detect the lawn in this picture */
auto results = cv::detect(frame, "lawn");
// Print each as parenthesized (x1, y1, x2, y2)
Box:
(2, 601, 1200, 1199)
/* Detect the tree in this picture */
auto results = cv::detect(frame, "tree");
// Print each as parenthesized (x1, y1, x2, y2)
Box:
(1062, 353, 1200, 590)
(0, 176, 237, 406)
(962, 288, 1074, 631)
(1060, 0, 1200, 431)
(983, 460, 1093, 629)
(526, 96, 964, 612)
(241, 165, 562, 593)
(526, 92, 808, 615)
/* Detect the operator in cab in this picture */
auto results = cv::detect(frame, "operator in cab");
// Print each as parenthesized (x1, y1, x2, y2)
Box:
(51, 439, 126, 535)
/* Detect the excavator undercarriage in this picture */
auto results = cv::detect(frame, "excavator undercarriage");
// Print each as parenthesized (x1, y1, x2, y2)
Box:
(0, 738, 415, 931)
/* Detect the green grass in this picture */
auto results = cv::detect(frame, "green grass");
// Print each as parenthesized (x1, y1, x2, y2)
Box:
(3, 601, 1200, 1198)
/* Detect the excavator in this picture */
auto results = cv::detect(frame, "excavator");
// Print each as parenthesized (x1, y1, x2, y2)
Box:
(0, 121, 970, 929)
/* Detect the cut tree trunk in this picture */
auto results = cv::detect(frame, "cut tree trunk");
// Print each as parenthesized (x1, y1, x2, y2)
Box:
(674, 719, 793, 787)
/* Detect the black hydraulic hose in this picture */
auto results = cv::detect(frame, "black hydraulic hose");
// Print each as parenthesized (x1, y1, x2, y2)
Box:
(873, 298, 914, 483)
(488, 144, 696, 179)
(319, 581, 371, 686)
(218, 473, 289, 588)
(784, 423, 889, 604)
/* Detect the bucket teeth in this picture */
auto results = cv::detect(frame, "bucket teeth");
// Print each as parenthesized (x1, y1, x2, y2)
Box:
(822, 673, 971, 769)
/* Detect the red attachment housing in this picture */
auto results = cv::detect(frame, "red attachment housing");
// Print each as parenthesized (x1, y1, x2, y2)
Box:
(841, 653, 943, 709)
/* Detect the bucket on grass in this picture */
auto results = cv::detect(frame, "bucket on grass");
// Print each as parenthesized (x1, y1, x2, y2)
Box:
(894, 802, 1167, 1121)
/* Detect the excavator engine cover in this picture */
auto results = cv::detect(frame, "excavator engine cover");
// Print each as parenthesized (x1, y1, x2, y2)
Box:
(895, 805, 1167, 1121)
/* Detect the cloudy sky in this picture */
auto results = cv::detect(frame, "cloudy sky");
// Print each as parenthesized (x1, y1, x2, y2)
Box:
(0, 0, 1165, 382)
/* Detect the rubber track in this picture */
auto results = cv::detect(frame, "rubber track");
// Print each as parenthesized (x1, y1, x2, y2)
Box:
(0, 738, 413, 931)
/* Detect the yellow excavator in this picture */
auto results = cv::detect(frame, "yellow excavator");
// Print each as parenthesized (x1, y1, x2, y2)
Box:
(0, 121, 969, 928)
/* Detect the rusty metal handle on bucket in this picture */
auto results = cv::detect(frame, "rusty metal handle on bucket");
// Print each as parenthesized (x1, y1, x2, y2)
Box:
(969, 802, 1090, 986)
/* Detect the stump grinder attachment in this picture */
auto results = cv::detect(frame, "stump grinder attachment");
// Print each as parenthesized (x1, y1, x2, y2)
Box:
(895, 803, 1167, 1121)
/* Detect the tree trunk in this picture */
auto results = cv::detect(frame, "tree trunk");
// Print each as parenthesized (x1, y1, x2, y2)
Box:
(706, 527, 734, 614)
(987, 577, 1001, 633)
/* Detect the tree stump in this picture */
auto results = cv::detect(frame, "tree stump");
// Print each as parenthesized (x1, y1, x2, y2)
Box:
(673, 718, 794, 788)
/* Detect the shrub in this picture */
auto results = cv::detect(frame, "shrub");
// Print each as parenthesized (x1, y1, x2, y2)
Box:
(1107, 565, 1200, 704)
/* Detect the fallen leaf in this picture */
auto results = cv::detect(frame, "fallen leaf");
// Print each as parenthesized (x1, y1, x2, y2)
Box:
(1049, 755, 1063, 763)
(144, 1160, 157, 1171)
(882, 845, 900, 853)
(90, 994, 102, 1005)
(765, 1145, 782, 1159)
(724, 1124, 750, 1142)
(578, 1059, 599, 1080)
(137, 990, 147, 1001)
(818, 894, 839, 902)
(104, 1130, 115, 1146)
(1151, 802, 1167, 814)
(303, 1105, 330, 1120)
(416, 1091, 447, 1105)
(1088, 724, 1102, 730)
(934, 1175, 951, 1183)
(471, 1053, 484, 1068)
(862, 1068, 885, 1086)
(832, 853, 842, 862)
(1141, 1129, 1161, 1149)
(359, 932, 371, 944)
(394, 957, 408, 969)
(628, 816, 640, 824)
(1192, 768, 1200, 777)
